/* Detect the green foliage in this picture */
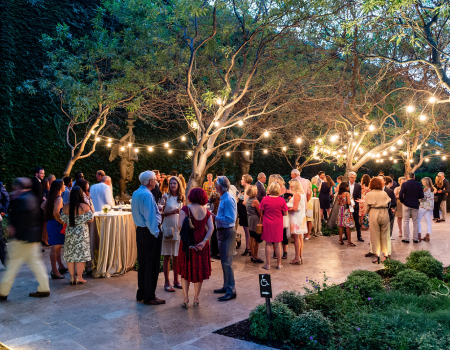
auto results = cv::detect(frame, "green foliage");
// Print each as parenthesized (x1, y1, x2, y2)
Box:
(274, 290, 307, 315)
(290, 310, 333, 349)
(406, 250, 433, 270)
(382, 259, 407, 277)
(345, 270, 384, 298)
(321, 225, 339, 236)
(414, 257, 444, 280)
(391, 269, 430, 296)
(249, 301, 295, 341)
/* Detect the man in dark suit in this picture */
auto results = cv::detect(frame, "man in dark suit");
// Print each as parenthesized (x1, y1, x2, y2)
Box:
(348, 172, 363, 242)
(389, 174, 398, 191)
(256, 173, 266, 203)
(383, 176, 397, 238)
(399, 172, 424, 243)
(437, 172, 450, 222)
(31, 167, 45, 202)
(0, 181, 10, 266)
(151, 170, 162, 204)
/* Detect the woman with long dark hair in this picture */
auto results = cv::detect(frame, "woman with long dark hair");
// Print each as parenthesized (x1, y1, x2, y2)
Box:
(41, 179, 67, 279)
(60, 186, 94, 284)
(76, 179, 94, 210)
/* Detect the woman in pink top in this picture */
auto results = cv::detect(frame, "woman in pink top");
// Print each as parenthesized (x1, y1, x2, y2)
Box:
(260, 182, 288, 270)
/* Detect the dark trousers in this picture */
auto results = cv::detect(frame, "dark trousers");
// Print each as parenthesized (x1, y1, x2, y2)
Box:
(352, 210, 362, 239)
(210, 222, 220, 257)
(0, 225, 7, 266)
(217, 227, 236, 294)
(136, 227, 162, 303)
(389, 208, 396, 237)
(433, 198, 442, 219)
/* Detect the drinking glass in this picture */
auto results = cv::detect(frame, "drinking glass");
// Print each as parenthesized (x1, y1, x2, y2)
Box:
(115, 196, 119, 206)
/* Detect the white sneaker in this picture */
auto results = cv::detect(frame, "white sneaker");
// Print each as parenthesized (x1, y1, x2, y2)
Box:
(233, 251, 237, 256)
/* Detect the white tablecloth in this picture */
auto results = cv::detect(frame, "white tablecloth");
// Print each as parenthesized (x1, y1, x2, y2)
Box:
(92, 211, 137, 278)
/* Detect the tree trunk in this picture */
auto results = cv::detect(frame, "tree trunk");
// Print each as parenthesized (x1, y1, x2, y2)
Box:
(186, 152, 209, 196)
(63, 157, 76, 177)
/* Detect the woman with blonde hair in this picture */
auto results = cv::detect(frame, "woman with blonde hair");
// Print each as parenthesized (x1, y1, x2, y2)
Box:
(418, 177, 434, 242)
(434, 175, 444, 222)
(310, 177, 321, 236)
(288, 179, 307, 264)
(260, 182, 288, 270)
(394, 177, 405, 237)
(245, 185, 263, 263)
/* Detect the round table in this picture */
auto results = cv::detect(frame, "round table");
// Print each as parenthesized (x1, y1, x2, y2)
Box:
(91, 211, 137, 278)
(112, 205, 132, 212)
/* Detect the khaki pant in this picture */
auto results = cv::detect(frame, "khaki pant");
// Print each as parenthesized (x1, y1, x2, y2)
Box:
(0, 240, 50, 296)
(403, 206, 419, 241)
(369, 209, 390, 257)
(440, 200, 447, 221)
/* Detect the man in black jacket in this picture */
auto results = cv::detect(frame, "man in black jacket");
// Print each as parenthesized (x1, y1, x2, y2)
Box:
(348, 172, 364, 242)
(0, 178, 50, 301)
(399, 172, 424, 243)
(384, 176, 397, 238)
(151, 170, 162, 204)
(31, 167, 45, 202)
(256, 173, 266, 203)
(0, 181, 10, 266)
(437, 172, 450, 222)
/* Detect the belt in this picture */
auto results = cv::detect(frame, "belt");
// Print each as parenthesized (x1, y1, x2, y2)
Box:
(217, 227, 234, 231)
(371, 207, 388, 209)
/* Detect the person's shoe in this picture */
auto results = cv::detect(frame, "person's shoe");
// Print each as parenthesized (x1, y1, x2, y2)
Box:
(413, 240, 420, 243)
(144, 298, 166, 305)
(401, 239, 410, 243)
(0, 295, 7, 301)
(50, 272, 65, 279)
(218, 293, 236, 301)
(214, 288, 227, 294)
(282, 252, 288, 260)
(365, 252, 376, 257)
(241, 249, 250, 256)
(358, 238, 365, 242)
(29, 291, 50, 298)
(58, 267, 68, 274)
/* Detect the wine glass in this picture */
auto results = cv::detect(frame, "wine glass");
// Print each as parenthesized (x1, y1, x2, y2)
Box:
(158, 198, 166, 213)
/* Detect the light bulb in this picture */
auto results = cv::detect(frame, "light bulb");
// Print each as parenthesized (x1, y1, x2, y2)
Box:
(108, 138, 112, 142)
(128, 143, 132, 147)
(91, 130, 95, 134)
(355, 156, 358, 160)
(406, 105, 415, 113)
(216, 97, 222, 105)
(226, 152, 230, 157)
(369, 125, 375, 131)
(383, 151, 387, 156)
(409, 159, 414, 163)
(148, 147, 153, 152)
(135, 148, 139, 152)
(436, 151, 441, 155)
(332, 151, 337, 155)
(214, 122, 220, 127)
(380, 159, 384, 163)
(164, 143, 169, 148)
(318, 138, 323, 143)
(282, 147, 287, 151)
(245, 151, 250, 155)
(188, 151, 192, 156)
(376, 153, 381, 158)
(181, 136, 186, 141)
(354, 132, 359, 136)
(96, 137, 100, 142)
(121, 147, 125, 151)
(263, 149, 268, 154)
(343, 154, 347, 158)
(344, 146, 347, 149)
(419, 114, 427, 121)
(389, 157, 393, 160)
(394, 160, 398, 163)
(192, 122, 198, 128)
(107, 143, 111, 147)
(397, 139, 403, 145)
(168, 149, 173, 154)
(443, 156, 447, 160)
(376, 159, 379, 163)
(417, 145, 421, 149)
(264, 131, 269, 137)
(238, 120, 244, 126)
(425, 143, 428, 147)
(339, 149, 342, 153)
(371, 154, 376, 158)
(429, 96, 437, 103)
(390, 146, 396, 152)
(330, 135, 338, 142)
(296, 137, 301, 144)
(425, 158, 429, 162)
(352, 142, 356, 146)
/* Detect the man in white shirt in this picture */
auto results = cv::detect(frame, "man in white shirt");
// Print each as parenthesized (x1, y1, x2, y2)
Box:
(89, 176, 115, 212)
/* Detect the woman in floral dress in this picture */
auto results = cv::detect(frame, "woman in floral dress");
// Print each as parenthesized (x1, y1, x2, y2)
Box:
(359, 174, 371, 230)
(60, 186, 94, 285)
(337, 182, 355, 247)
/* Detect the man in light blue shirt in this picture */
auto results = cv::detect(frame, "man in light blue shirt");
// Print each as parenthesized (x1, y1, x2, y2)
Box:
(131, 171, 165, 305)
(211, 176, 237, 301)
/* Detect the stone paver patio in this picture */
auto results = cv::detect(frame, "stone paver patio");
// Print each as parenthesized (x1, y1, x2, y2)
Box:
(0, 218, 449, 350)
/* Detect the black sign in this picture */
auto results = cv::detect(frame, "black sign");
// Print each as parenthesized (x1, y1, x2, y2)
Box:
(259, 274, 272, 298)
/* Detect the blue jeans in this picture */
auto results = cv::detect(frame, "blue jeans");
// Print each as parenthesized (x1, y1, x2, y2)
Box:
(217, 227, 236, 294)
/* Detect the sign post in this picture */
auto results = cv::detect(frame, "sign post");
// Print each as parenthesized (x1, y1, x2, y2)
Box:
(259, 274, 273, 340)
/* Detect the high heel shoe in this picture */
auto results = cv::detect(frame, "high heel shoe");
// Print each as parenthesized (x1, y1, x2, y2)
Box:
(70, 276, 76, 285)
(50, 271, 65, 279)
(182, 298, 189, 309)
(193, 298, 199, 308)
(75, 277, 86, 284)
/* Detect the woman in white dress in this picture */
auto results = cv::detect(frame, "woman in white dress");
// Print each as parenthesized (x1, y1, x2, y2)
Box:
(288, 179, 307, 265)
(161, 176, 185, 292)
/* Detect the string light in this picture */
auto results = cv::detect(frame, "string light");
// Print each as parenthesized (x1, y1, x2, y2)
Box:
(344, 146, 347, 149)
(389, 157, 393, 160)
(216, 97, 223, 105)
(226, 152, 230, 157)
(376, 153, 381, 158)
(419, 114, 427, 121)
(214, 122, 220, 127)
(108, 138, 112, 142)
(107, 143, 111, 147)
(135, 148, 139, 153)
(369, 125, 375, 131)
(376, 159, 379, 163)
(238, 120, 244, 126)
(332, 151, 337, 155)
(128, 143, 132, 147)
(168, 149, 173, 154)
(371, 153, 376, 158)
(91, 130, 95, 134)
(245, 151, 250, 155)
(406, 105, 415, 113)
(425, 143, 429, 147)
(382, 151, 387, 156)
(330, 135, 338, 142)
(148, 147, 153, 152)
(181, 136, 186, 141)
(429, 96, 437, 103)
(121, 147, 125, 151)
(264, 131, 269, 137)
(296, 137, 302, 144)
(263, 149, 268, 154)
(188, 151, 192, 156)
(318, 138, 323, 143)
(394, 160, 398, 163)
(390, 146, 396, 152)
(397, 139, 404, 145)
(409, 159, 414, 163)
(352, 142, 356, 146)
(164, 143, 169, 148)
(425, 158, 430, 162)
(443, 156, 447, 160)
(96, 137, 100, 142)
(338, 149, 342, 153)
(436, 151, 441, 155)
(282, 147, 287, 151)
(355, 156, 358, 160)
(354, 132, 359, 136)
(417, 145, 421, 149)
(380, 159, 384, 163)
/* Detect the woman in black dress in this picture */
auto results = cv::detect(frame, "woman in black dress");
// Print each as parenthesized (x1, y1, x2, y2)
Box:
(319, 172, 333, 221)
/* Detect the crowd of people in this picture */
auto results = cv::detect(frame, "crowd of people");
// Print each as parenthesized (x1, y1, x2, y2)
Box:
(0, 166, 448, 308)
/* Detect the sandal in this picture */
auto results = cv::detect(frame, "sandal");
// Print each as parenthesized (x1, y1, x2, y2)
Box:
(282, 252, 288, 260)
(164, 286, 175, 292)
(347, 242, 356, 247)
(193, 298, 199, 308)
(276, 265, 283, 270)
(372, 256, 380, 264)
(290, 259, 301, 265)
(339, 240, 344, 245)
(182, 298, 189, 309)
(262, 265, 270, 270)
(173, 283, 183, 289)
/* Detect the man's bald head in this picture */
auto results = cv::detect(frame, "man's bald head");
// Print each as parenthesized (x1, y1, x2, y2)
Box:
(101, 176, 112, 186)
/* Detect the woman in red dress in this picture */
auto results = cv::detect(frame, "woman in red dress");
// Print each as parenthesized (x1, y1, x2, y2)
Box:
(177, 188, 214, 309)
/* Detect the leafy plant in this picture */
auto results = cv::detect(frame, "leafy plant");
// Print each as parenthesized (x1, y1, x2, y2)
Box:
(274, 290, 307, 315)
(406, 250, 433, 270)
(290, 310, 333, 349)
(321, 225, 339, 236)
(414, 257, 444, 280)
(391, 269, 430, 296)
(382, 259, 407, 277)
(249, 301, 295, 341)
(345, 270, 383, 298)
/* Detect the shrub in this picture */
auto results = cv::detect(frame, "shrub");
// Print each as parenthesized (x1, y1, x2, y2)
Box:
(382, 259, 407, 277)
(416, 332, 450, 350)
(429, 278, 449, 295)
(415, 257, 444, 280)
(321, 225, 339, 236)
(290, 310, 332, 349)
(406, 250, 433, 270)
(391, 269, 430, 295)
(274, 291, 307, 315)
(249, 301, 295, 341)
(345, 270, 384, 298)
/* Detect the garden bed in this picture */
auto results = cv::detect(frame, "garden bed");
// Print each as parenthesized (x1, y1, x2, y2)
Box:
(216, 250, 450, 349)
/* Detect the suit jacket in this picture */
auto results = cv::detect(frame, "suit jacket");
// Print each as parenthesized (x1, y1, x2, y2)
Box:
(384, 186, 396, 208)
(443, 179, 450, 196)
(256, 181, 266, 203)
(9, 191, 42, 243)
(399, 179, 424, 209)
(350, 182, 361, 211)
(31, 177, 43, 202)
(151, 183, 162, 204)
(0, 182, 10, 214)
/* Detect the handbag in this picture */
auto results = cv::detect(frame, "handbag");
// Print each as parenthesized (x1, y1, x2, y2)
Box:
(256, 216, 263, 235)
